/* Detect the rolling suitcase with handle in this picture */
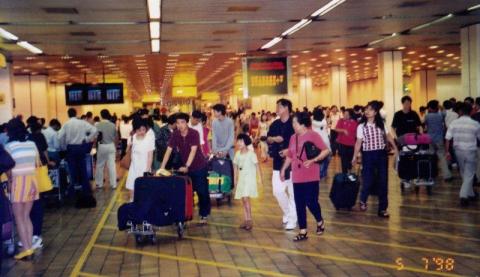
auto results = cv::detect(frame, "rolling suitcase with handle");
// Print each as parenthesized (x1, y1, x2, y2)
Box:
(330, 173, 360, 210)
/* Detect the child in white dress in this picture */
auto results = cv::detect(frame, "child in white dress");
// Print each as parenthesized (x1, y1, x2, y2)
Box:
(233, 134, 263, 231)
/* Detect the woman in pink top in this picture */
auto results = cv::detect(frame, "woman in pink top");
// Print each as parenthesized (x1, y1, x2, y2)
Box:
(333, 109, 358, 173)
(280, 112, 330, 242)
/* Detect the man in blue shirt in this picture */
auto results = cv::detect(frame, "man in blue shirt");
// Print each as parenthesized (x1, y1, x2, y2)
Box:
(267, 99, 297, 230)
(424, 100, 452, 181)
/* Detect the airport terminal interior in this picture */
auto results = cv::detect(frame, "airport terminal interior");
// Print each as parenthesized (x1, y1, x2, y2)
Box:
(1, 0, 480, 276)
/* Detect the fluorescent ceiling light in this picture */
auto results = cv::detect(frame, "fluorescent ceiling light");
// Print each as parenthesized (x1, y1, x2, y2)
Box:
(468, 4, 480, 11)
(311, 0, 346, 17)
(17, 41, 43, 54)
(410, 14, 453, 32)
(149, 21, 160, 39)
(0, 27, 18, 40)
(281, 19, 312, 36)
(151, 39, 160, 52)
(260, 37, 283, 49)
(147, 0, 161, 19)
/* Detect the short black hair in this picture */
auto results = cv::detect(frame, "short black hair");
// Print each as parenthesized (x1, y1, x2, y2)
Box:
(94, 116, 100, 122)
(427, 100, 439, 111)
(68, 108, 77, 118)
(401, 96, 412, 103)
(49, 119, 61, 129)
(192, 110, 203, 119)
(475, 97, 480, 106)
(312, 107, 325, 122)
(464, 97, 474, 104)
(86, 111, 93, 119)
(100, 109, 111, 119)
(26, 116, 38, 128)
(7, 117, 27, 142)
(132, 118, 148, 131)
(458, 102, 473, 116)
(276, 98, 292, 113)
(419, 106, 427, 112)
(175, 112, 190, 122)
(167, 114, 177, 125)
(293, 112, 312, 128)
(212, 104, 226, 115)
(443, 100, 453, 110)
(237, 133, 252, 146)
(160, 114, 168, 123)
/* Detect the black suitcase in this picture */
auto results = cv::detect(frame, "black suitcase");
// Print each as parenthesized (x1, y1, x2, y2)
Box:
(330, 173, 360, 210)
(117, 176, 188, 229)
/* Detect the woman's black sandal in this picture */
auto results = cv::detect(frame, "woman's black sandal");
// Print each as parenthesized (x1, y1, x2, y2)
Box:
(316, 221, 325, 235)
(293, 232, 308, 242)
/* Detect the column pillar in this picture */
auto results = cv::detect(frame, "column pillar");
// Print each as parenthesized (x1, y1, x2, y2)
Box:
(378, 51, 403, 128)
(298, 74, 312, 109)
(0, 62, 14, 123)
(461, 24, 480, 98)
(411, 69, 437, 111)
(328, 65, 347, 107)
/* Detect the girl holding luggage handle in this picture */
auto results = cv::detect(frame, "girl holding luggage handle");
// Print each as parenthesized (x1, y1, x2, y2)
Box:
(352, 101, 398, 218)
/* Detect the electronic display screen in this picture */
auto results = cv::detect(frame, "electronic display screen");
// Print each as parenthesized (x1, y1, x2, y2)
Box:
(65, 83, 124, 105)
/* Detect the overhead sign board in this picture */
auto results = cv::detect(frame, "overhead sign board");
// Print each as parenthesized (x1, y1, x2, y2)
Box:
(243, 56, 291, 97)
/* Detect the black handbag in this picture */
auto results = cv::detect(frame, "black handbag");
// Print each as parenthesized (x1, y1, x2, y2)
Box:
(297, 135, 322, 164)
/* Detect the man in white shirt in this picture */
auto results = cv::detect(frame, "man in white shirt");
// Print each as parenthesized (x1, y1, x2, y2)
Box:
(189, 111, 205, 154)
(58, 108, 97, 197)
(119, 116, 132, 159)
(445, 103, 480, 207)
(42, 119, 61, 163)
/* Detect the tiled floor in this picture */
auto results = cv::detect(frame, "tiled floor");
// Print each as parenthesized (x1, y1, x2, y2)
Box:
(2, 157, 480, 277)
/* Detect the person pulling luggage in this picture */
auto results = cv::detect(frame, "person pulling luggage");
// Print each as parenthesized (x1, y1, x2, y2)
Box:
(352, 101, 398, 218)
(160, 113, 211, 225)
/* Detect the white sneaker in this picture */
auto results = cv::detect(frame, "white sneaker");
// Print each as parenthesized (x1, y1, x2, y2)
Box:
(285, 222, 297, 230)
(32, 236, 43, 250)
(17, 236, 43, 249)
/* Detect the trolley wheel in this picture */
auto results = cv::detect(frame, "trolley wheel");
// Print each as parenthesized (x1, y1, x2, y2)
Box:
(400, 182, 405, 193)
(426, 186, 433, 196)
(414, 186, 420, 195)
(177, 222, 185, 239)
(216, 198, 222, 207)
(227, 195, 232, 206)
(149, 235, 156, 245)
(135, 234, 145, 246)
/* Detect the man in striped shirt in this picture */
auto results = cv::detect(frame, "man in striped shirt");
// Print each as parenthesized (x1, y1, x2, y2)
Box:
(445, 102, 480, 207)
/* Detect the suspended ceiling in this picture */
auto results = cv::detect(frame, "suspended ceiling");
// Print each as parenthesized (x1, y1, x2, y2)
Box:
(0, 0, 478, 99)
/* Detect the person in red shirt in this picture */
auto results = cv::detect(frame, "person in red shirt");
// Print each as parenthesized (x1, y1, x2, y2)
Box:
(280, 112, 330, 242)
(333, 109, 358, 173)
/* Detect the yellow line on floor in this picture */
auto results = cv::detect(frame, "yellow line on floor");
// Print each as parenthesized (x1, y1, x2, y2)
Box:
(93, 243, 295, 277)
(258, 201, 480, 228)
(69, 175, 127, 277)
(103, 222, 480, 260)
(78, 272, 108, 277)
(312, 195, 480, 215)
(100, 226, 462, 277)
(198, 221, 480, 260)
(215, 209, 480, 242)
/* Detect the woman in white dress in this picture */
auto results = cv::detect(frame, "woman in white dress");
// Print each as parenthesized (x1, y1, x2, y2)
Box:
(125, 118, 155, 199)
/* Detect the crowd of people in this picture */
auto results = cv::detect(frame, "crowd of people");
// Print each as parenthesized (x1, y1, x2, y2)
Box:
(1, 94, 480, 260)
